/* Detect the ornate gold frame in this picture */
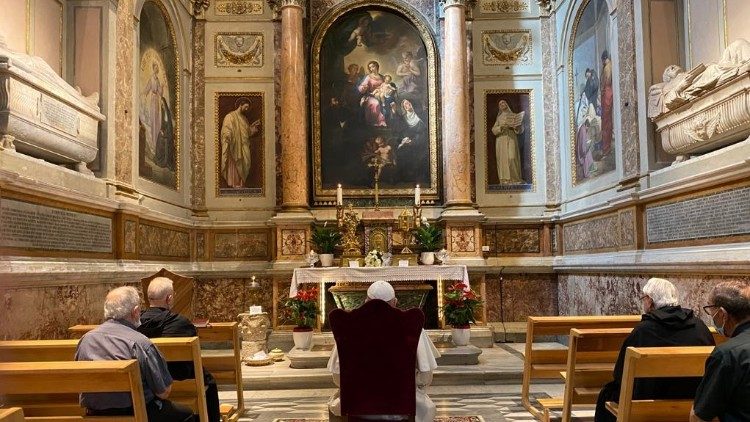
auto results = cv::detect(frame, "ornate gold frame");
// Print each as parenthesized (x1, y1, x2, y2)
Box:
(214, 32, 264, 67)
(483, 88, 536, 193)
(140, 0, 181, 190)
(310, 0, 440, 203)
(213, 91, 265, 197)
(480, 29, 532, 66)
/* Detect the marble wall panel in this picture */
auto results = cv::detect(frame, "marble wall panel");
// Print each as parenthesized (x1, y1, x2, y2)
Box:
(213, 230, 270, 259)
(562, 208, 636, 253)
(496, 228, 541, 254)
(193, 276, 274, 322)
(449, 226, 477, 253)
(617, 0, 640, 179)
(541, 15, 560, 205)
(124, 220, 137, 254)
(484, 273, 558, 322)
(558, 273, 750, 323)
(0, 282, 137, 340)
(138, 223, 190, 258)
(191, 21, 207, 210)
(115, 0, 134, 183)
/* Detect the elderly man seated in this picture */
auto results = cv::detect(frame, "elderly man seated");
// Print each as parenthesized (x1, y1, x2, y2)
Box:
(327, 280, 440, 422)
(594, 277, 715, 422)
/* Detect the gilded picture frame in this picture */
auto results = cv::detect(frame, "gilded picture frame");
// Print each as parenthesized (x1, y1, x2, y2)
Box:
(311, 1, 440, 204)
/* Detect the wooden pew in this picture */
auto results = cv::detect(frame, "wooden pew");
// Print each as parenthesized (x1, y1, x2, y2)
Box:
(522, 315, 642, 420)
(0, 408, 25, 422)
(0, 337, 208, 422)
(606, 346, 714, 422)
(70, 323, 245, 422)
(0, 360, 148, 421)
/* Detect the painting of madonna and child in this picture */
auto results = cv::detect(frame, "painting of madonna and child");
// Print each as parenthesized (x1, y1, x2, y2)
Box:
(315, 8, 437, 199)
(570, 0, 616, 185)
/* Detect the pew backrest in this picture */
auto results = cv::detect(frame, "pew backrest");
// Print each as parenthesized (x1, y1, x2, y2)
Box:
(0, 407, 25, 422)
(0, 360, 148, 421)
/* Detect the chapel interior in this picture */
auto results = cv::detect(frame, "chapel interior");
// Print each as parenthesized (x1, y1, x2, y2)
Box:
(2, 0, 750, 420)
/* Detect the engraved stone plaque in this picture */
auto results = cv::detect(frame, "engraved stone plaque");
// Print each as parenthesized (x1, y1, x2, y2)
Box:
(646, 186, 750, 244)
(40, 94, 79, 137)
(0, 199, 112, 253)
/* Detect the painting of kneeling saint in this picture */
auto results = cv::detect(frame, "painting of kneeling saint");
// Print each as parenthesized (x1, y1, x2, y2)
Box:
(485, 90, 534, 192)
(215, 93, 264, 196)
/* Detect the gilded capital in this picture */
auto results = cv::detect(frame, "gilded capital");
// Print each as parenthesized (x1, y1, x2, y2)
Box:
(536, 0, 554, 14)
(192, 0, 210, 18)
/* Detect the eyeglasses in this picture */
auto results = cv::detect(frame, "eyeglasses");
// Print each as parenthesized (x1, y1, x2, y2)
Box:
(703, 304, 719, 316)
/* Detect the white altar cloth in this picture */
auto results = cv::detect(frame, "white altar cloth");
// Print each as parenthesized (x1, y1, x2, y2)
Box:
(289, 265, 470, 297)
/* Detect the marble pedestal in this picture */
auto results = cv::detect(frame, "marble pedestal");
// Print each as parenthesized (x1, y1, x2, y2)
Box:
(435, 344, 482, 365)
(238, 312, 271, 363)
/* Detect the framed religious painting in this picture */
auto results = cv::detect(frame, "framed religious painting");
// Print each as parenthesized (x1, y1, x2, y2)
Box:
(138, 0, 180, 189)
(484, 89, 535, 192)
(568, 0, 616, 185)
(214, 92, 264, 196)
(311, 2, 440, 204)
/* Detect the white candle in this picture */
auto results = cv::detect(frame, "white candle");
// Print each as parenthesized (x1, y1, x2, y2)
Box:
(414, 184, 420, 205)
(337, 184, 343, 205)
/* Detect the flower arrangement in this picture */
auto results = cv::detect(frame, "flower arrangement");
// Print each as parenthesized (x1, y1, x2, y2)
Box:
(283, 287, 319, 329)
(413, 219, 442, 252)
(443, 282, 482, 328)
(311, 223, 342, 254)
(364, 249, 383, 267)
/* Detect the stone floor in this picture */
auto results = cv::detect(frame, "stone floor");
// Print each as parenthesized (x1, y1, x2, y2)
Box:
(222, 343, 592, 422)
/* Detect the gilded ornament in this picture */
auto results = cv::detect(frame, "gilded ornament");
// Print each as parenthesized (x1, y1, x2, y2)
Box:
(215, 33, 263, 67)
(479, 0, 529, 14)
(215, 0, 264, 15)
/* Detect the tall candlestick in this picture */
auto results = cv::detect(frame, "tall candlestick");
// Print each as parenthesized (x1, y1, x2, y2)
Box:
(337, 183, 343, 205)
(414, 184, 420, 205)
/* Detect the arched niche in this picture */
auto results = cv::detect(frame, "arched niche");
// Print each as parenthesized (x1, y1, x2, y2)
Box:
(310, 1, 440, 205)
(136, 0, 181, 190)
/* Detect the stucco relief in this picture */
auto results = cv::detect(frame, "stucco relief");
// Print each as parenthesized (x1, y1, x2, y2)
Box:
(449, 226, 476, 252)
(138, 223, 190, 258)
(616, 0, 640, 179)
(215, 33, 263, 67)
(214, 231, 269, 259)
(115, 0, 135, 183)
(481, 30, 532, 66)
(479, 0, 529, 14)
(280, 229, 306, 256)
(215, 0, 264, 15)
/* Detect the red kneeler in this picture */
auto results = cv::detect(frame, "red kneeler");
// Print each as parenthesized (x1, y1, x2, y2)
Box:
(329, 299, 426, 421)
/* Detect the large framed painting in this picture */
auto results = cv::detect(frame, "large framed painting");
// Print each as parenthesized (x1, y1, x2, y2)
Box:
(312, 3, 439, 203)
(485, 89, 534, 192)
(214, 92, 264, 196)
(138, 0, 179, 189)
(569, 0, 615, 185)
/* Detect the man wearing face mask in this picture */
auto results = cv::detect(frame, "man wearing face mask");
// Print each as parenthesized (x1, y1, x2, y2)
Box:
(594, 278, 715, 422)
(75, 286, 197, 421)
(690, 281, 750, 422)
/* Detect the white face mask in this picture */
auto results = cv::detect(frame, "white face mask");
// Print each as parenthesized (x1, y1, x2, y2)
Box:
(711, 309, 726, 337)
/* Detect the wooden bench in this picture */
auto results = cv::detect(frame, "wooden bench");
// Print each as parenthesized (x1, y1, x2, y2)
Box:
(0, 408, 25, 422)
(70, 323, 245, 422)
(0, 337, 208, 422)
(522, 315, 642, 420)
(0, 360, 148, 421)
(606, 346, 714, 422)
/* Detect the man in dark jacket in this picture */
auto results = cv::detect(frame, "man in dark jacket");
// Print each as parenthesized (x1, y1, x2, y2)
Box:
(594, 277, 715, 422)
(138, 277, 221, 422)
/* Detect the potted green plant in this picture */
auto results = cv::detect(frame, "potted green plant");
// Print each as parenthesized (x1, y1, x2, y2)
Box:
(311, 224, 342, 267)
(283, 287, 319, 350)
(443, 282, 482, 346)
(413, 219, 442, 265)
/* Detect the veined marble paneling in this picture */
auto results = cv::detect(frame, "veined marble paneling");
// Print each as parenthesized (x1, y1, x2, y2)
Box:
(485, 273, 558, 322)
(0, 282, 136, 339)
(617, 0, 640, 179)
(541, 15, 560, 205)
(194, 277, 274, 322)
(212, 230, 270, 260)
(115, 0, 134, 183)
(562, 207, 637, 254)
(191, 21, 206, 210)
(483, 226, 543, 255)
(558, 273, 750, 321)
(138, 223, 190, 259)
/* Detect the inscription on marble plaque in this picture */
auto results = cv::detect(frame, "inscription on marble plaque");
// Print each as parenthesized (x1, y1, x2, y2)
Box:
(646, 186, 750, 244)
(40, 94, 79, 137)
(0, 199, 112, 253)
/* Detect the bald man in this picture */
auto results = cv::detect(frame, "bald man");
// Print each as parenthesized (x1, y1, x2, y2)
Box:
(327, 281, 440, 422)
(138, 277, 221, 422)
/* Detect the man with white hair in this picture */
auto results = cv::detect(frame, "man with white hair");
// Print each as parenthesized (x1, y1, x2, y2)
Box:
(327, 280, 441, 422)
(593, 277, 715, 422)
(138, 277, 221, 422)
(75, 286, 197, 421)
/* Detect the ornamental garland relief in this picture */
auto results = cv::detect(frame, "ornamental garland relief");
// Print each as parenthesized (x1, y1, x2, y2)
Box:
(479, 0, 530, 14)
(215, 33, 263, 67)
(214, 0, 264, 15)
(482, 30, 532, 66)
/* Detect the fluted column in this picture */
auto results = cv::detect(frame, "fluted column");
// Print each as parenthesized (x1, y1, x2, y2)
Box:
(442, 0, 472, 208)
(279, 0, 309, 211)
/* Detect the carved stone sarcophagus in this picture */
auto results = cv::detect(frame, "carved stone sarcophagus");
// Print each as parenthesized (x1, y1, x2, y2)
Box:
(0, 43, 105, 173)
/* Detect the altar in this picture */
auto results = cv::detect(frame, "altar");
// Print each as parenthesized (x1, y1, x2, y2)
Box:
(290, 265, 470, 329)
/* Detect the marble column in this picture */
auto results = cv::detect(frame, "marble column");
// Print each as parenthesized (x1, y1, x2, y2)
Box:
(441, 0, 472, 209)
(279, 0, 309, 211)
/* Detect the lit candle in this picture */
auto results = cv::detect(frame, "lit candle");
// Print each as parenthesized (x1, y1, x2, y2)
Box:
(337, 184, 343, 206)
(414, 184, 420, 205)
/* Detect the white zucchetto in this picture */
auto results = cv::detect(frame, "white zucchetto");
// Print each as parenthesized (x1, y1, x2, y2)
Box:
(367, 280, 395, 301)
